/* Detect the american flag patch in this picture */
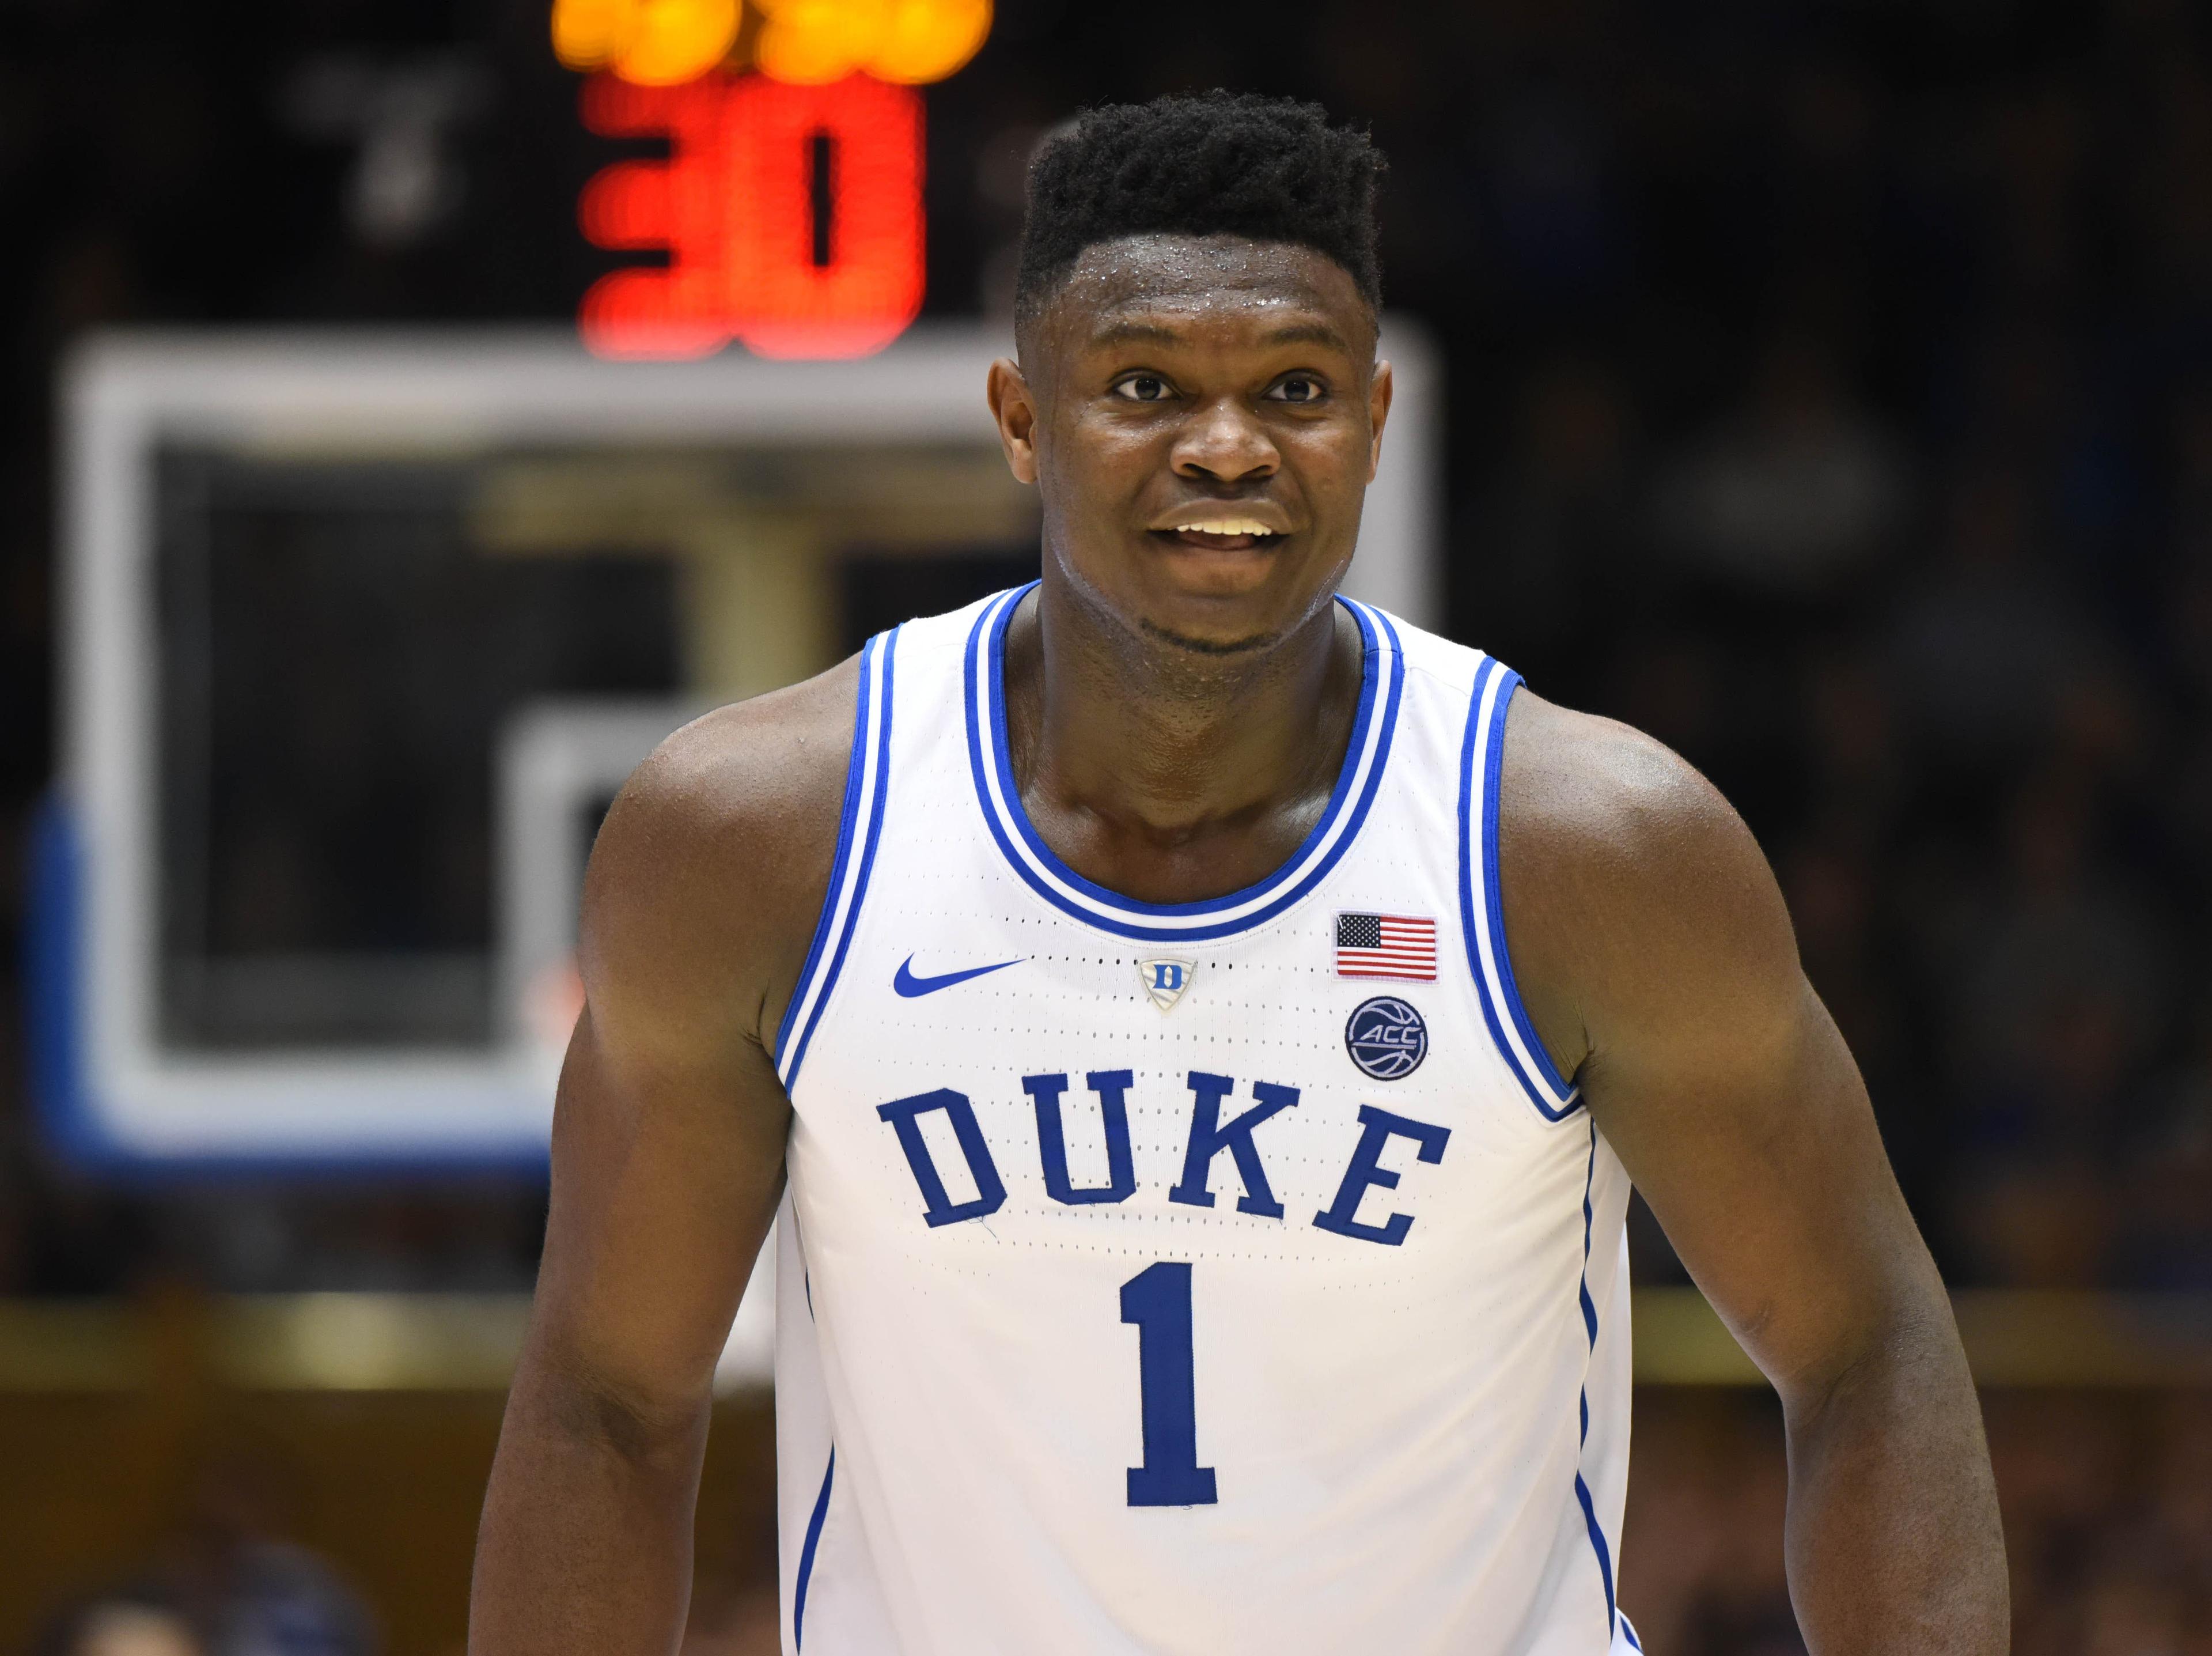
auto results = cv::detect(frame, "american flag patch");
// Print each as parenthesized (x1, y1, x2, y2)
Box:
(1335, 913, 1438, 981)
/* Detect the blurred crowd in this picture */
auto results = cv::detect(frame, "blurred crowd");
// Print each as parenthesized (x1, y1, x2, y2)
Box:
(1431, 0, 2212, 1300)
(33, 1453, 376, 1656)
(1626, 1390, 2212, 1655)
(4, 0, 2212, 1651)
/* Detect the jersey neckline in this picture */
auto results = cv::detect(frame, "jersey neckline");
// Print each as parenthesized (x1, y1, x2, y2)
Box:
(961, 582, 1406, 944)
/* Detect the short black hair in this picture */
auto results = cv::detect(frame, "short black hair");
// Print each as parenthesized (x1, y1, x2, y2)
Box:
(1014, 92, 1386, 332)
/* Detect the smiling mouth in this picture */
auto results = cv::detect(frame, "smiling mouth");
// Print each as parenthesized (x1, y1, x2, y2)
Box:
(1152, 516, 1287, 551)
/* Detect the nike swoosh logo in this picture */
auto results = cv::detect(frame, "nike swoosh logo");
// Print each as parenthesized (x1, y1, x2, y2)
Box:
(893, 955, 1022, 998)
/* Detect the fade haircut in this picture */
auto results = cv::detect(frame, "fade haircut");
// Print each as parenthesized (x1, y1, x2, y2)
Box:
(1014, 91, 1387, 341)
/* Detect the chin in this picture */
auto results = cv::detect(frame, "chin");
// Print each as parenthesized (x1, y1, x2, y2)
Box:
(1051, 536, 1342, 656)
(1130, 583, 1303, 657)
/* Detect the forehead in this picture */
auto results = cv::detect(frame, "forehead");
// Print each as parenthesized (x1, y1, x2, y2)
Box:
(1037, 235, 1374, 357)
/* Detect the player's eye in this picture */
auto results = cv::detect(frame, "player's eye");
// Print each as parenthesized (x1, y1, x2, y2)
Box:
(1112, 375, 1174, 402)
(1267, 375, 1327, 404)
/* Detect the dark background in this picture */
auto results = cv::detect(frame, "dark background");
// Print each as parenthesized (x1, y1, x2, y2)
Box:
(5, 1, 2212, 1651)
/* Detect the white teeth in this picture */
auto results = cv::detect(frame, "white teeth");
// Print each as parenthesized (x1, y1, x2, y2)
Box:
(1174, 519, 1277, 536)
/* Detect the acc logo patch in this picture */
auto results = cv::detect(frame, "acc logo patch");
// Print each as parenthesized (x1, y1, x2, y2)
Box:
(1139, 959, 1196, 1012)
(1344, 996, 1428, 1080)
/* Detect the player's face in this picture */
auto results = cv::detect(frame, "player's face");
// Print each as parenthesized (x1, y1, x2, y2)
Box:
(989, 236, 1393, 655)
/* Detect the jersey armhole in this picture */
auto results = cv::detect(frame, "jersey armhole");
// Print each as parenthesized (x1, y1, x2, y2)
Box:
(1456, 656, 1584, 1121)
(773, 629, 899, 1092)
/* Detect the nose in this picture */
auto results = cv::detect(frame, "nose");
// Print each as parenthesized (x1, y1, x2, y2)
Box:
(1169, 395, 1279, 485)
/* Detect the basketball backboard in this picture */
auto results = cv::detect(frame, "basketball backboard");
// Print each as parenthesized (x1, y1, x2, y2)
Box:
(31, 324, 1441, 1172)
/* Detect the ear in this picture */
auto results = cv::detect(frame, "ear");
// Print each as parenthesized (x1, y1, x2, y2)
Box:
(1366, 360, 1396, 484)
(987, 358, 1040, 486)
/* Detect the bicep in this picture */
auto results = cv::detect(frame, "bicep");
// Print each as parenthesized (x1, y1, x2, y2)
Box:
(1513, 718, 1941, 1401)
(521, 738, 808, 1423)
(1590, 968, 1933, 1401)
(528, 1002, 788, 1421)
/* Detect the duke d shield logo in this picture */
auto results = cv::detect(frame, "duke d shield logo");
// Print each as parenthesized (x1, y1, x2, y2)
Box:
(1139, 959, 1196, 1011)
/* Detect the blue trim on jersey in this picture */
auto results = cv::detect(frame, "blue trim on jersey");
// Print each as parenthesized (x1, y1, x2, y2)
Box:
(962, 584, 1403, 942)
(1622, 1612, 1644, 1651)
(1456, 657, 1584, 1121)
(1577, 1472, 1618, 1635)
(1482, 672, 1578, 1099)
(979, 584, 1385, 919)
(1573, 1120, 1619, 1639)
(793, 1445, 836, 1649)
(772, 636, 875, 1071)
(777, 629, 899, 1092)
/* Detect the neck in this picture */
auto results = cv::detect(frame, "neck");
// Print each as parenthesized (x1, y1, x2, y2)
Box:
(999, 570, 1364, 904)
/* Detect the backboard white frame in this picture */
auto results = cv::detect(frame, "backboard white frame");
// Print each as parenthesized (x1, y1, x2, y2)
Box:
(43, 323, 1442, 1171)
(495, 698, 706, 1078)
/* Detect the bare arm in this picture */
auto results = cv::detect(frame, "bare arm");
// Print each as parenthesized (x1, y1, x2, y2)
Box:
(1501, 692, 2007, 1654)
(468, 661, 857, 1656)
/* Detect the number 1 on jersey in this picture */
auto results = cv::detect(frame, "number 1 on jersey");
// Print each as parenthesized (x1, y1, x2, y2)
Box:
(1120, 1261, 1218, 1506)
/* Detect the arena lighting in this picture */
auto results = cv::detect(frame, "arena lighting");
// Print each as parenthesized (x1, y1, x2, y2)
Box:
(578, 72, 925, 360)
(559, 0, 987, 358)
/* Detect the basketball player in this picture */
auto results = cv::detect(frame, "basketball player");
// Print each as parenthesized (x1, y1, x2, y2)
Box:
(471, 93, 2007, 1654)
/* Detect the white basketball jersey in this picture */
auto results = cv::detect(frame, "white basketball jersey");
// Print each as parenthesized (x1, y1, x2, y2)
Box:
(768, 586, 1639, 1655)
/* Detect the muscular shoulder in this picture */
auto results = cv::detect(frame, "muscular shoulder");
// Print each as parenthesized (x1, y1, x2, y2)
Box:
(579, 654, 861, 1056)
(1495, 690, 1800, 1087)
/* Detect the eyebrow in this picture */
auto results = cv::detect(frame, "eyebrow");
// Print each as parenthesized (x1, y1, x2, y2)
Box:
(1087, 319, 1354, 353)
